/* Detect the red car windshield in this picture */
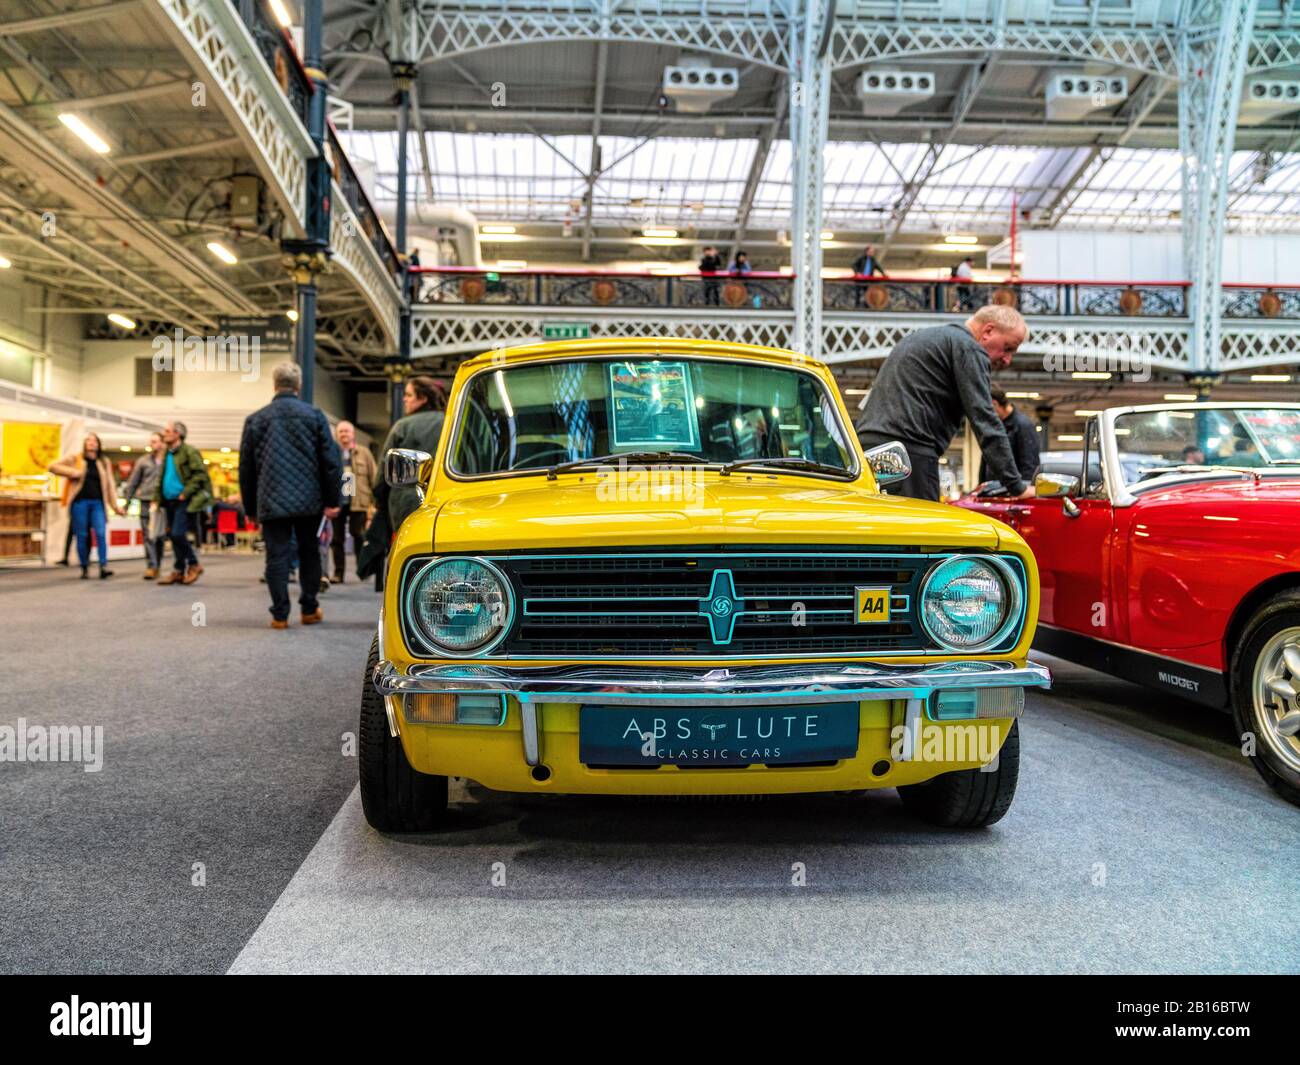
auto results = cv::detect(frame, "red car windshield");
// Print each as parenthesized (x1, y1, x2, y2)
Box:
(1114, 407, 1300, 486)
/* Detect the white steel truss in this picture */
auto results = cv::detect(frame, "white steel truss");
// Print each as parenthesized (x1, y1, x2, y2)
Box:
(404, 4, 794, 71)
(1179, 0, 1260, 374)
(828, 18, 1181, 78)
(789, 0, 830, 360)
(403, 305, 1300, 377)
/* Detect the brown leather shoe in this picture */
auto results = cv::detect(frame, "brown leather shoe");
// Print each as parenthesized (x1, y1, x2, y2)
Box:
(270, 619, 289, 630)
(301, 608, 324, 625)
(158, 571, 184, 585)
(181, 563, 204, 585)
(143, 567, 158, 580)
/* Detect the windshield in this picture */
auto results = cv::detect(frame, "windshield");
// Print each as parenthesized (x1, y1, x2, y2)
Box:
(449, 356, 856, 476)
(1113, 407, 1300, 487)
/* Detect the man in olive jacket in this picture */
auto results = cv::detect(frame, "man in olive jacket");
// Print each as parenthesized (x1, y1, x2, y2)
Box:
(239, 362, 342, 628)
(152, 419, 212, 585)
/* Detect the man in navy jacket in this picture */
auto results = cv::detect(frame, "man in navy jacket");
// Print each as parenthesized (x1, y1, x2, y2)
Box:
(239, 361, 342, 628)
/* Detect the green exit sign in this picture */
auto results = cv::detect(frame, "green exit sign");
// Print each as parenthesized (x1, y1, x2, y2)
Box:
(542, 322, 591, 340)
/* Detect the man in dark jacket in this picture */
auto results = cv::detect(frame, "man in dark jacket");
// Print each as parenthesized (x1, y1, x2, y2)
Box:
(698, 246, 723, 306)
(239, 361, 342, 628)
(857, 305, 1037, 502)
(978, 389, 1041, 488)
(851, 245, 886, 307)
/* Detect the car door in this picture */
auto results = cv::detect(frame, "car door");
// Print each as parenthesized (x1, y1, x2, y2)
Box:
(1005, 420, 1116, 637)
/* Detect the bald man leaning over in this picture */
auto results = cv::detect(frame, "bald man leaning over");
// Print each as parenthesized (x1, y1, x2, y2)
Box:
(858, 305, 1036, 502)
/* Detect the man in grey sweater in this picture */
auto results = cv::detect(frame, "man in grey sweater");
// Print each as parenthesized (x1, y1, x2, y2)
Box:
(122, 431, 166, 578)
(858, 305, 1036, 501)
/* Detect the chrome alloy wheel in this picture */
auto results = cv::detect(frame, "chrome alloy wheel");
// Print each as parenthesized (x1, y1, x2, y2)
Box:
(1251, 627, 1300, 773)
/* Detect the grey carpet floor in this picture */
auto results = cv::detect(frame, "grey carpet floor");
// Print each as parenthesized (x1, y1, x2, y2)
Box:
(3, 555, 1296, 975)
(229, 657, 1300, 975)
(0, 554, 377, 974)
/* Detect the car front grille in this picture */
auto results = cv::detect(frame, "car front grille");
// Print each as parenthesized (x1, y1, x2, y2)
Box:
(484, 548, 937, 658)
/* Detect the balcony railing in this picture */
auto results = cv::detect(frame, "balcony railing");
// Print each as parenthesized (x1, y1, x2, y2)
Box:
(1221, 283, 1300, 319)
(230, 0, 401, 284)
(236, 0, 312, 125)
(327, 124, 402, 280)
(411, 268, 1199, 318)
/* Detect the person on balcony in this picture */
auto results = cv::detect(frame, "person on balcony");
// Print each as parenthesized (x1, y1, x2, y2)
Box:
(951, 256, 976, 311)
(852, 245, 887, 308)
(728, 250, 752, 274)
(857, 305, 1036, 503)
(978, 389, 1041, 488)
(698, 246, 723, 306)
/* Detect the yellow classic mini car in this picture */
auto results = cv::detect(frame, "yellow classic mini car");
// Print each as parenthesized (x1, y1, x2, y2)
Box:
(361, 338, 1050, 831)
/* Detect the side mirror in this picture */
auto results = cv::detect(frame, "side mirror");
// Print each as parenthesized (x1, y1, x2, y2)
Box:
(864, 440, 911, 486)
(386, 448, 433, 500)
(1034, 472, 1079, 499)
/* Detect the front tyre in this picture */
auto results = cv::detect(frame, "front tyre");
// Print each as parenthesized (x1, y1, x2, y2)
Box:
(896, 720, 1020, 828)
(1230, 594, 1300, 806)
(359, 635, 449, 831)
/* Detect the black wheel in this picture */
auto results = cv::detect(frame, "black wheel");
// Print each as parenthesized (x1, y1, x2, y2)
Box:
(359, 635, 449, 831)
(896, 719, 1020, 828)
(1229, 593, 1300, 806)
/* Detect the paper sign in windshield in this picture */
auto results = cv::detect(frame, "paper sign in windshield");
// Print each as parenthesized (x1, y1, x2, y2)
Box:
(608, 361, 700, 450)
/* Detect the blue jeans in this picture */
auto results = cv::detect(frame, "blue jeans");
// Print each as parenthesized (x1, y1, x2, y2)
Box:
(163, 498, 196, 573)
(70, 498, 107, 568)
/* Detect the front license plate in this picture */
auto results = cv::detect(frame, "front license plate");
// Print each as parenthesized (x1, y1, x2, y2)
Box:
(579, 704, 860, 766)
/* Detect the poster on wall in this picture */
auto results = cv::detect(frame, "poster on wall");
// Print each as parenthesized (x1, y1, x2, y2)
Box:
(2, 421, 61, 475)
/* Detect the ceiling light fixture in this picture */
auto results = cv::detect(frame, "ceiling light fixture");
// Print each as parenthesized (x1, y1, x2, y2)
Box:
(58, 112, 110, 154)
(107, 313, 136, 330)
(641, 226, 678, 238)
(0, 254, 11, 269)
(206, 241, 238, 265)
(481, 224, 517, 235)
(944, 234, 979, 245)
(268, 0, 294, 27)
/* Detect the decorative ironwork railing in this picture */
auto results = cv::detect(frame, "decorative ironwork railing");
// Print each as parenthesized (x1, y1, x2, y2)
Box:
(235, 0, 312, 125)
(1221, 284, 1300, 319)
(412, 269, 1195, 318)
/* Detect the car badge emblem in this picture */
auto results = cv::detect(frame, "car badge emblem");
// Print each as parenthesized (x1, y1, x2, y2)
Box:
(698, 570, 743, 646)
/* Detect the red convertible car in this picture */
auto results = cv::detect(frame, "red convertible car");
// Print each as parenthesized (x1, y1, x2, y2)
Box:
(958, 402, 1300, 805)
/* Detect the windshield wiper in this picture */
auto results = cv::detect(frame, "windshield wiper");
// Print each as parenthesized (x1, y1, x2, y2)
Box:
(719, 456, 850, 478)
(545, 451, 710, 480)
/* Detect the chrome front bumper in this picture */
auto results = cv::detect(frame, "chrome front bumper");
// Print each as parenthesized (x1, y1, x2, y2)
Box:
(374, 660, 1050, 767)
(373, 659, 1051, 706)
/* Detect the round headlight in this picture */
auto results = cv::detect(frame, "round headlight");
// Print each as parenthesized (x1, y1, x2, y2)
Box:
(920, 556, 1021, 652)
(408, 557, 512, 654)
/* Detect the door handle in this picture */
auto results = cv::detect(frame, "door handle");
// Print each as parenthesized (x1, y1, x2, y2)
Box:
(1008, 506, 1032, 520)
